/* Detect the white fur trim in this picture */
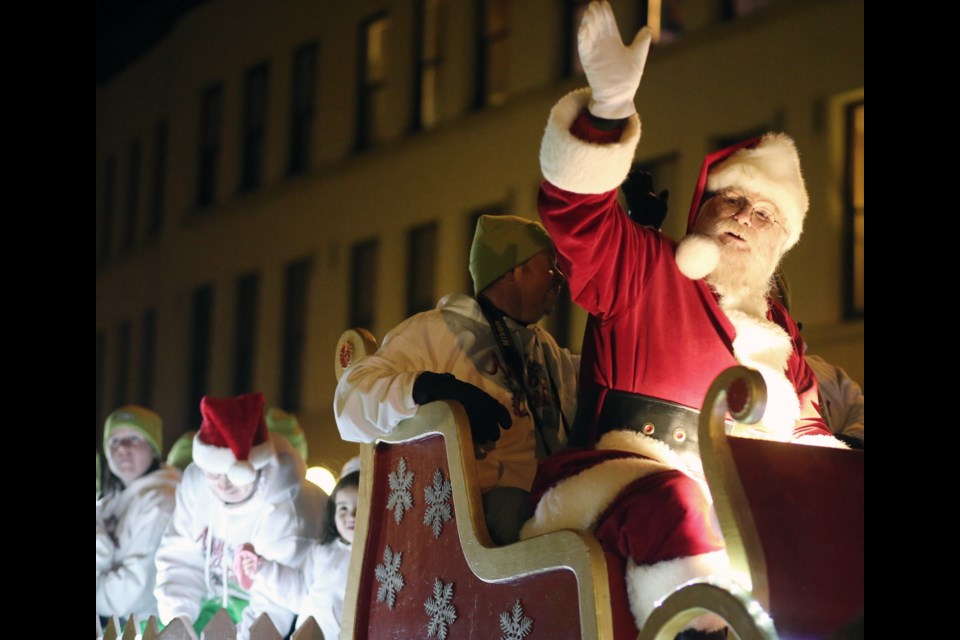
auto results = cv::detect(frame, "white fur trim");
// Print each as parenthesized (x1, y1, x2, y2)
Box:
(675, 234, 721, 280)
(792, 434, 850, 449)
(724, 308, 799, 440)
(227, 461, 257, 486)
(539, 88, 641, 194)
(625, 552, 731, 632)
(191, 433, 275, 475)
(706, 133, 807, 251)
(520, 455, 672, 540)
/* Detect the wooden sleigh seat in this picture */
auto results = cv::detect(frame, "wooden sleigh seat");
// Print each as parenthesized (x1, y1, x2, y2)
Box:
(335, 330, 865, 640)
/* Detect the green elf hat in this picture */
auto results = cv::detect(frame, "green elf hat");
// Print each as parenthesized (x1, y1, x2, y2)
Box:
(103, 405, 163, 457)
(469, 214, 554, 294)
(166, 430, 197, 470)
(265, 407, 309, 462)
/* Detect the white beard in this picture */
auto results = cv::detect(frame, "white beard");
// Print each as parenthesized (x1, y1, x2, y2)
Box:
(703, 220, 779, 318)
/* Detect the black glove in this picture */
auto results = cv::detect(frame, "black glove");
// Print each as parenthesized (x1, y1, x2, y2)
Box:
(412, 372, 513, 443)
(621, 169, 669, 229)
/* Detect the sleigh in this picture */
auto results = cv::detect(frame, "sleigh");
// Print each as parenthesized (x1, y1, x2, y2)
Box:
(335, 329, 864, 640)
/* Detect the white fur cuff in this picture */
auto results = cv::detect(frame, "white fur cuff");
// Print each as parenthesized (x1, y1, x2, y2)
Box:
(626, 551, 731, 631)
(540, 88, 641, 194)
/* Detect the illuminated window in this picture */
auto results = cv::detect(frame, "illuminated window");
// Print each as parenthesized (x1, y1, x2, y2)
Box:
(196, 83, 223, 208)
(146, 121, 167, 238)
(240, 62, 270, 192)
(289, 41, 317, 175)
(234, 272, 259, 395)
(281, 258, 312, 411)
(477, 0, 511, 107)
(357, 13, 391, 150)
(416, 0, 445, 130)
(845, 101, 864, 318)
(121, 139, 141, 251)
(350, 239, 379, 328)
(406, 223, 438, 315)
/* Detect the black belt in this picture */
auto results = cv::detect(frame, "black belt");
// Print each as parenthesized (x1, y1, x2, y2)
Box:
(597, 389, 706, 459)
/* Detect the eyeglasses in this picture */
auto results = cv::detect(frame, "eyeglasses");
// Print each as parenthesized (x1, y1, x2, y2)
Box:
(109, 434, 148, 450)
(713, 190, 784, 232)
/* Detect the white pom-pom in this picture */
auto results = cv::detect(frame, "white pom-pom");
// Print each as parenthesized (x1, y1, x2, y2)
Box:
(675, 234, 720, 280)
(227, 460, 257, 486)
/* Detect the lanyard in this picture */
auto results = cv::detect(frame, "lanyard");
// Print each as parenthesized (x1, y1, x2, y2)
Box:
(475, 295, 569, 455)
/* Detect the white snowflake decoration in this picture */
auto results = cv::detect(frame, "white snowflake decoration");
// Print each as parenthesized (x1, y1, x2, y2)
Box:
(374, 545, 405, 609)
(499, 600, 534, 640)
(424, 578, 457, 639)
(386, 457, 414, 523)
(423, 468, 453, 538)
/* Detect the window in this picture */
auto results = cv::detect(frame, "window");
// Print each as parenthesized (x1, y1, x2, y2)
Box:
(477, 0, 511, 107)
(146, 121, 168, 238)
(98, 156, 117, 263)
(121, 139, 142, 251)
(357, 13, 392, 150)
(844, 100, 864, 318)
(196, 84, 223, 208)
(139, 309, 156, 407)
(415, 0, 445, 130)
(240, 62, 270, 192)
(350, 239, 379, 328)
(96, 331, 106, 429)
(115, 320, 132, 406)
(186, 285, 214, 426)
(406, 223, 438, 315)
(565, 2, 589, 77)
(289, 41, 317, 175)
(234, 272, 260, 395)
(281, 259, 312, 411)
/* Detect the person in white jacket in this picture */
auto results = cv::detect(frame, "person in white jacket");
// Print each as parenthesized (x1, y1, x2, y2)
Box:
(235, 468, 360, 640)
(97, 405, 180, 626)
(335, 214, 579, 545)
(153, 392, 324, 638)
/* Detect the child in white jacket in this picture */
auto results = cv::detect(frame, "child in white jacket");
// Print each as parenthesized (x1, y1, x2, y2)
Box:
(236, 469, 359, 640)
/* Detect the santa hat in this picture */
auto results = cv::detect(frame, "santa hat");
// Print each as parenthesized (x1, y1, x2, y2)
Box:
(192, 392, 275, 486)
(676, 133, 808, 280)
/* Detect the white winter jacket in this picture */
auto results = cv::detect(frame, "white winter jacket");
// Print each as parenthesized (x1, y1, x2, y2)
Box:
(96, 464, 180, 619)
(335, 293, 579, 492)
(154, 435, 324, 638)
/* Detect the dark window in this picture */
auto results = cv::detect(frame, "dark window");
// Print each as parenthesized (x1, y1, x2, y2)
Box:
(281, 259, 312, 411)
(115, 320, 132, 406)
(476, 0, 511, 108)
(240, 62, 270, 192)
(564, 2, 589, 77)
(844, 100, 864, 318)
(406, 223, 438, 315)
(186, 285, 214, 427)
(196, 84, 223, 208)
(98, 156, 118, 263)
(234, 272, 260, 395)
(350, 239, 379, 328)
(289, 41, 317, 176)
(146, 121, 168, 238)
(415, 0, 445, 130)
(139, 309, 156, 407)
(121, 140, 142, 251)
(96, 331, 106, 431)
(357, 13, 391, 150)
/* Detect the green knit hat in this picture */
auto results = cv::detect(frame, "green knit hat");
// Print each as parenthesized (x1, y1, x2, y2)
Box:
(469, 215, 554, 294)
(265, 407, 308, 461)
(103, 405, 163, 457)
(166, 430, 197, 470)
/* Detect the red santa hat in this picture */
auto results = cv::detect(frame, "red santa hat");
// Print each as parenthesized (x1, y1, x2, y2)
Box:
(192, 392, 275, 486)
(676, 133, 809, 280)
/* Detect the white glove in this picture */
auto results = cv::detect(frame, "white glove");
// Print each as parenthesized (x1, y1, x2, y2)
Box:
(578, 1, 652, 120)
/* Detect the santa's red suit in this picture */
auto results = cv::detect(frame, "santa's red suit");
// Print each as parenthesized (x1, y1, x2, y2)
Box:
(522, 88, 838, 637)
